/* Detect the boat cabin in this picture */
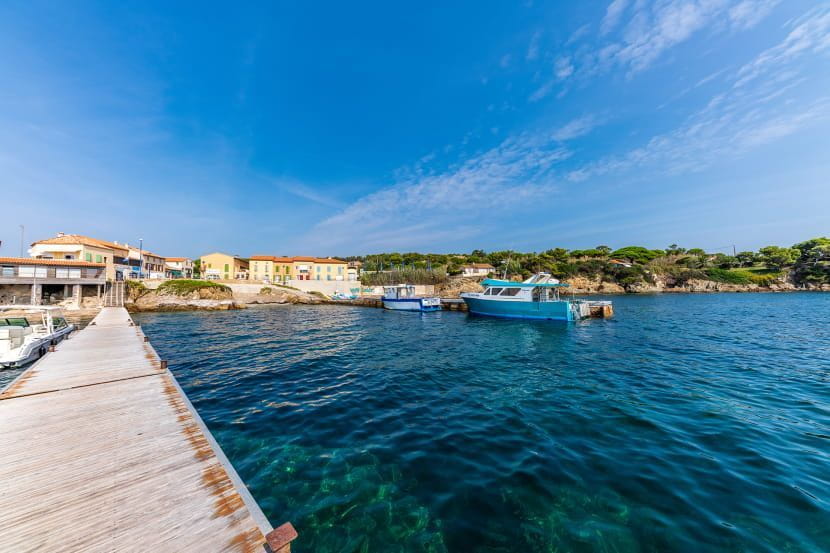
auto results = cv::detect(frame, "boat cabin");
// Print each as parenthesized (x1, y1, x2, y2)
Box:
(382, 284, 418, 300)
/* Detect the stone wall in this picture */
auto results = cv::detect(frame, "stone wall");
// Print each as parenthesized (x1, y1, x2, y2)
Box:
(0, 284, 33, 304)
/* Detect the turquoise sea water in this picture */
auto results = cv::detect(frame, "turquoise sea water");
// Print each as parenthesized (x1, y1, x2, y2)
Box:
(134, 293, 830, 553)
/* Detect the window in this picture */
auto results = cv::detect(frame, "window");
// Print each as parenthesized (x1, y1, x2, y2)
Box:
(87, 268, 99, 278)
(1, 266, 13, 277)
(338, 267, 343, 274)
(56, 268, 69, 278)
(500, 288, 521, 296)
(224, 263, 229, 272)
(327, 266, 331, 272)
(19, 266, 47, 278)
(95, 254, 102, 263)
(64, 255, 74, 260)
(85, 253, 93, 262)
(487, 288, 503, 295)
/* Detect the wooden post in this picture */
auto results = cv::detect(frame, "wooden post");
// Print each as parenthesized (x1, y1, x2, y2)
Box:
(265, 522, 298, 553)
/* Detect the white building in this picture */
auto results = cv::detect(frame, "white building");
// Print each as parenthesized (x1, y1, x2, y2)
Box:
(461, 263, 495, 277)
(164, 257, 194, 279)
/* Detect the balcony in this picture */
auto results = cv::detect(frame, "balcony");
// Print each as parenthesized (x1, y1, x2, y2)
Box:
(0, 265, 106, 285)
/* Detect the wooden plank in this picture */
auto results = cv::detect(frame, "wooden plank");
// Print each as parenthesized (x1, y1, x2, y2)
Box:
(0, 307, 282, 553)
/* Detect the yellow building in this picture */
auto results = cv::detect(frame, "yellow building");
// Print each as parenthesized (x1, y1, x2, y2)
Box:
(199, 252, 249, 281)
(29, 233, 130, 280)
(249, 256, 348, 282)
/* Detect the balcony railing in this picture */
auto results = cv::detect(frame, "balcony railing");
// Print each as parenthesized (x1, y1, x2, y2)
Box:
(0, 266, 106, 282)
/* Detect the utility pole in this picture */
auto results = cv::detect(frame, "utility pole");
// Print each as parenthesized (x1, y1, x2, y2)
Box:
(139, 238, 144, 280)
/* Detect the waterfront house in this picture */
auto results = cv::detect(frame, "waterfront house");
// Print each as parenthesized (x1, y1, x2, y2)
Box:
(123, 245, 166, 279)
(29, 233, 129, 281)
(608, 259, 633, 268)
(313, 257, 348, 281)
(0, 257, 106, 307)
(164, 257, 194, 279)
(200, 252, 249, 281)
(249, 256, 294, 284)
(249, 256, 350, 282)
(461, 263, 496, 277)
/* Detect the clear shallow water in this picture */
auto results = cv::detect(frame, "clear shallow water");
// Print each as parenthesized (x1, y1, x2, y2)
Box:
(135, 294, 830, 553)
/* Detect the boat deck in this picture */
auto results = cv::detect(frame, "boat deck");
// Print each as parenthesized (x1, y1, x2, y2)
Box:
(0, 307, 294, 553)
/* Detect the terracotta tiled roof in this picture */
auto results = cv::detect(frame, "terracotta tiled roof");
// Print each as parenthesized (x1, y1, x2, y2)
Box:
(31, 234, 129, 255)
(164, 257, 189, 262)
(249, 255, 346, 264)
(464, 263, 495, 269)
(0, 257, 105, 268)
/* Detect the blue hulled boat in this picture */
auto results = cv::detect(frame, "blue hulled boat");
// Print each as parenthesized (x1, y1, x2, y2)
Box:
(382, 285, 442, 312)
(460, 273, 611, 321)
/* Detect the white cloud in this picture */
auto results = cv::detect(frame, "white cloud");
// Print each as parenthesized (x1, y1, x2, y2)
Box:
(528, 80, 555, 102)
(500, 54, 512, 68)
(568, 11, 830, 181)
(734, 5, 830, 87)
(554, 56, 574, 79)
(527, 31, 541, 60)
(551, 115, 600, 141)
(728, 0, 780, 31)
(601, 0, 630, 35)
(307, 132, 576, 249)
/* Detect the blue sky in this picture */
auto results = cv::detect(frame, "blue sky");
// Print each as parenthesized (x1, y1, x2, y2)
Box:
(0, 0, 828, 258)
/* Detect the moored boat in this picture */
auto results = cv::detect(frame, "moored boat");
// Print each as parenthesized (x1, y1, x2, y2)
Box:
(0, 306, 75, 368)
(460, 273, 612, 321)
(382, 285, 441, 312)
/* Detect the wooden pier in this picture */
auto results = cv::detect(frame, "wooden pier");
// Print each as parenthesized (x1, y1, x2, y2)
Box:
(0, 307, 295, 553)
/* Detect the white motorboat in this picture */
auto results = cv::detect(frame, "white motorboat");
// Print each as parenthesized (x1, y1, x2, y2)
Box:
(0, 306, 75, 368)
(382, 285, 441, 312)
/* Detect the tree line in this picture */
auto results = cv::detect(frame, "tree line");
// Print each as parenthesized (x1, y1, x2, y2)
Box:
(351, 237, 830, 287)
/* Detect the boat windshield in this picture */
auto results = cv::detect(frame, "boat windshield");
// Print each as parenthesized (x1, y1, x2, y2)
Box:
(1, 318, 30, 327)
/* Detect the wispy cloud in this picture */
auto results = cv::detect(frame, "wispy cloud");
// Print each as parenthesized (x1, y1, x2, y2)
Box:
(304, 3, 829, 251)
(551, 115, 601, 141)
(526, 31, 541, 61)
(273, 178, 346, 209)
(734, 4, 830, 87)
(569, 9, 830, 180)
(307, 129, 580, 249)
(601, 0, 629, 35)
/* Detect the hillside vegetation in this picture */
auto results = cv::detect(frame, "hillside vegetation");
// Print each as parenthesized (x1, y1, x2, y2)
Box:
(354, 237, 830, 290)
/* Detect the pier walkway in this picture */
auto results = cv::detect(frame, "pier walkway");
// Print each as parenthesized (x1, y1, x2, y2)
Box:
(0, 307, 295, 553)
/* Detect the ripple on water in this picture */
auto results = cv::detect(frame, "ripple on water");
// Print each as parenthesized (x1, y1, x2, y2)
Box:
(136, 295, 830, 553)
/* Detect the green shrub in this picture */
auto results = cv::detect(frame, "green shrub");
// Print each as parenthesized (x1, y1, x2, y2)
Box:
(125, 279, 149, 300)
(705, 269, 781, 285)
(156, 280, 231, 296)
(361, 269, 448, 286)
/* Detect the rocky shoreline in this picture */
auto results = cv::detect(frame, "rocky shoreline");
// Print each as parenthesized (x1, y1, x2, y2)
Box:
(125, 284, 323, 312)
(114, 277, 827, 313)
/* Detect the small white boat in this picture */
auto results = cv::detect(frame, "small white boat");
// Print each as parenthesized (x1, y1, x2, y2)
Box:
(382, 285, 441, 312)
(0, 306, 75, 368)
